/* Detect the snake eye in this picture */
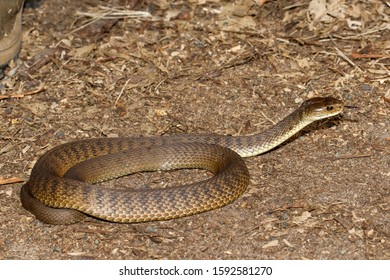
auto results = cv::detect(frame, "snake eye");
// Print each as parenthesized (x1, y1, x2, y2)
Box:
(326, 106, 334, 111)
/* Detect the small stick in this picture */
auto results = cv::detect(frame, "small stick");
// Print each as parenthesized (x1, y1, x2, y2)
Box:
(0, 84, 46, 100)
(351, 53, 389, 59)
(0, 177, 24, 185)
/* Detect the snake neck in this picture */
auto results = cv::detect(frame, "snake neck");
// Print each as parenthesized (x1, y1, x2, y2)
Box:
(237, 109, 312, 157)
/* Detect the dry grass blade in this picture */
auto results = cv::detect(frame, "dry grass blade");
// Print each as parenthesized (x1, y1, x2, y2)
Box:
(76, 5, 152, 20)
(67, 6, 152, 36)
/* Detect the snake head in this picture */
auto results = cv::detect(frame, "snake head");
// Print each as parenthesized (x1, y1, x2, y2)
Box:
(301, 97, 344, 121)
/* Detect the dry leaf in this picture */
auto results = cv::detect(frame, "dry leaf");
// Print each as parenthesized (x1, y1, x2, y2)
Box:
(307, 0, 346, 23)
(70, 44, 95, 58)
(293, 211, 312, 224)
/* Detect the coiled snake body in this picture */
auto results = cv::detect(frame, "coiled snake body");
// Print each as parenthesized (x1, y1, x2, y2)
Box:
(20, 97, 343, 224)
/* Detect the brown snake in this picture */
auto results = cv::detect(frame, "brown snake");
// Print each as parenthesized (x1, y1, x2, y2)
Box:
(20, 97, 344, 224)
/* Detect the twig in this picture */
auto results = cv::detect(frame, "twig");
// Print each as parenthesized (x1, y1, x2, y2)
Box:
(328, 35, 362, 71)
(115, 78, 132, 105)
(259, 110, 276, 125)
(0, 177, 24, 185)
(334, 46, 362, 71)
(351, 53, 390, 59)
(0, 84, 46, 100)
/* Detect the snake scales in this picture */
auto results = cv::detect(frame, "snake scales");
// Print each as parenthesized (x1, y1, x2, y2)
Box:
(20, 97, 343, 224)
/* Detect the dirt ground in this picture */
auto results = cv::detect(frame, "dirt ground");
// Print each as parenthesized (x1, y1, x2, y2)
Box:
(0, 0, 389, 260)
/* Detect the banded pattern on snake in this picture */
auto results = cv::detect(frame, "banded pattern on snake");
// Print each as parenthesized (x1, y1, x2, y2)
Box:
(20, 97, 343, 224)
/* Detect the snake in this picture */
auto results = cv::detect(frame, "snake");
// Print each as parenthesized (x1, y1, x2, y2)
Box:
(20, 97, 344, 224)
